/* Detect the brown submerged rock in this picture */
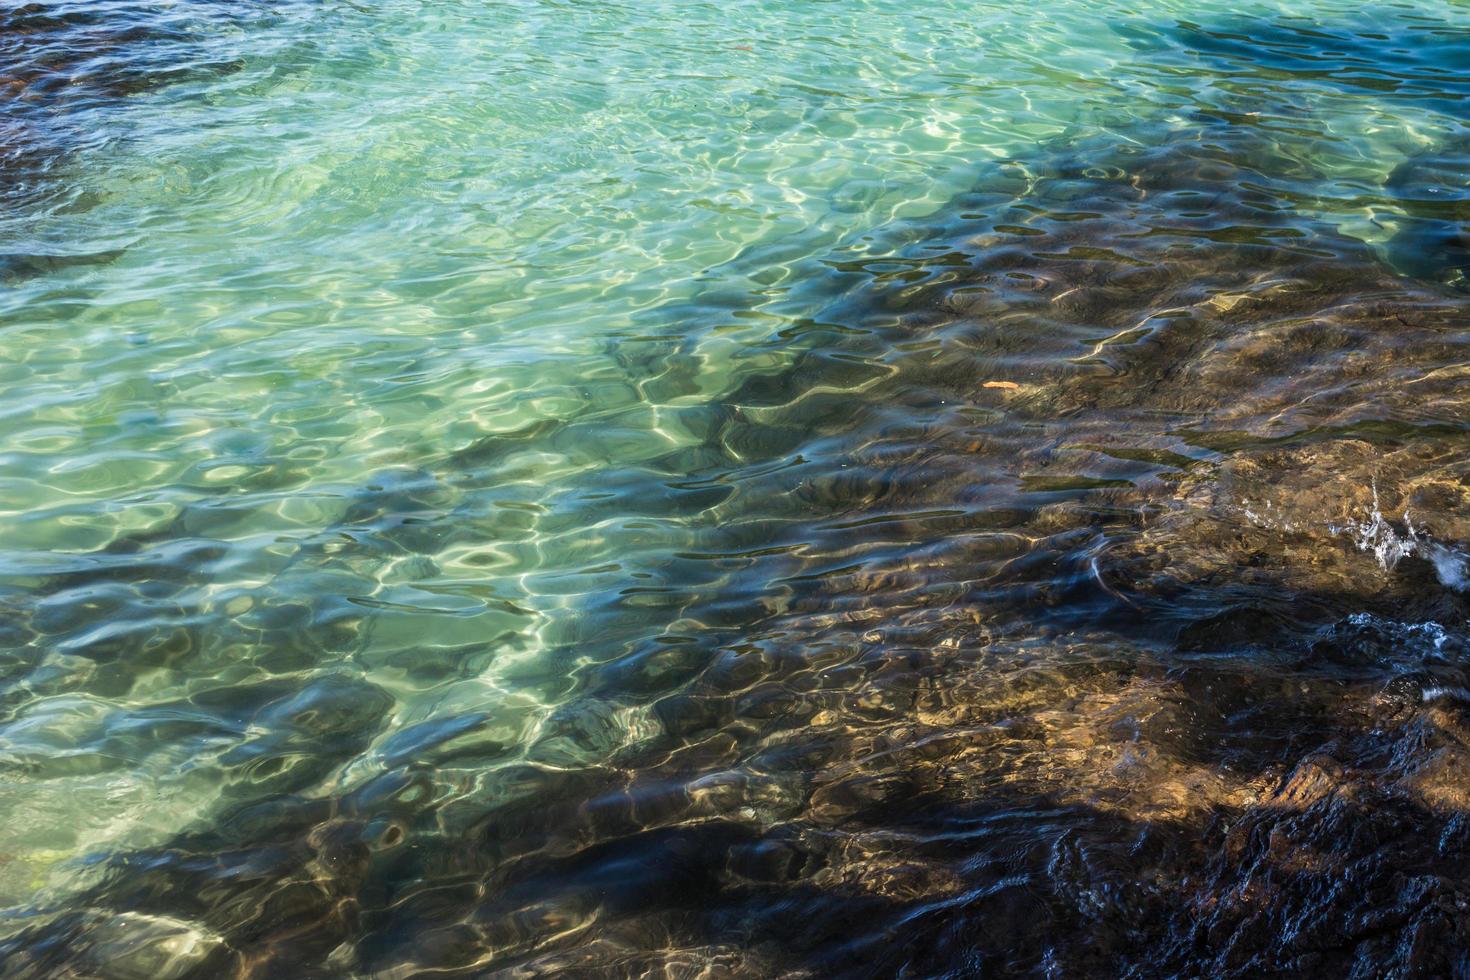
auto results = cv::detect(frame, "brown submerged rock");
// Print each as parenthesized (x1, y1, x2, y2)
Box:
(0, 0, 255, 258)
(7, 116, 1470, 978)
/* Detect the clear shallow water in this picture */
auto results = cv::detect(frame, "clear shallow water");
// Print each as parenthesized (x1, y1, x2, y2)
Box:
(3, 0, 1470, 975)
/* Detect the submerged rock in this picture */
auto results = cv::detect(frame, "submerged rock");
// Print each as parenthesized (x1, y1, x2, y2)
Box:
(0, 1, 258, 239)
(1125, 15, 1470, 121)
(1, 910, 236, 980)
(9, 43, 1470, 980)
(1383, 136, 1470, 285)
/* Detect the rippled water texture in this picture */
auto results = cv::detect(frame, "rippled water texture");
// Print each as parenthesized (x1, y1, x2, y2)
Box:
(4, 1, 1470, 976)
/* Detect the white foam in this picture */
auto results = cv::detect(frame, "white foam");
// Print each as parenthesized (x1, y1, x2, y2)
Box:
(1421, 686, 1470, 704)
(1421, 541, 1470, 592)
(1328, 482, 1470, 592)
(1345, 611, 1451, 653)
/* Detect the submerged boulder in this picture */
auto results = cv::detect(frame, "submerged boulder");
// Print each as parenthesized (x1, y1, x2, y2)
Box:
(1383, 137, 1470, 285)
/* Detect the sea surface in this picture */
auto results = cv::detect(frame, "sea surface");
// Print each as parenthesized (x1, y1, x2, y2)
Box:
(3, 0, 1470, 975)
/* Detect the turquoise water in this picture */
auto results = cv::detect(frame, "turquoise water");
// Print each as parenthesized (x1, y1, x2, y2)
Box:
(4, 0, 1470, 974)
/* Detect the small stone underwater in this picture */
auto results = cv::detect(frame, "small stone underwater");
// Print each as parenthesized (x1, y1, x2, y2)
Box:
(2, 3, 1470, 978)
